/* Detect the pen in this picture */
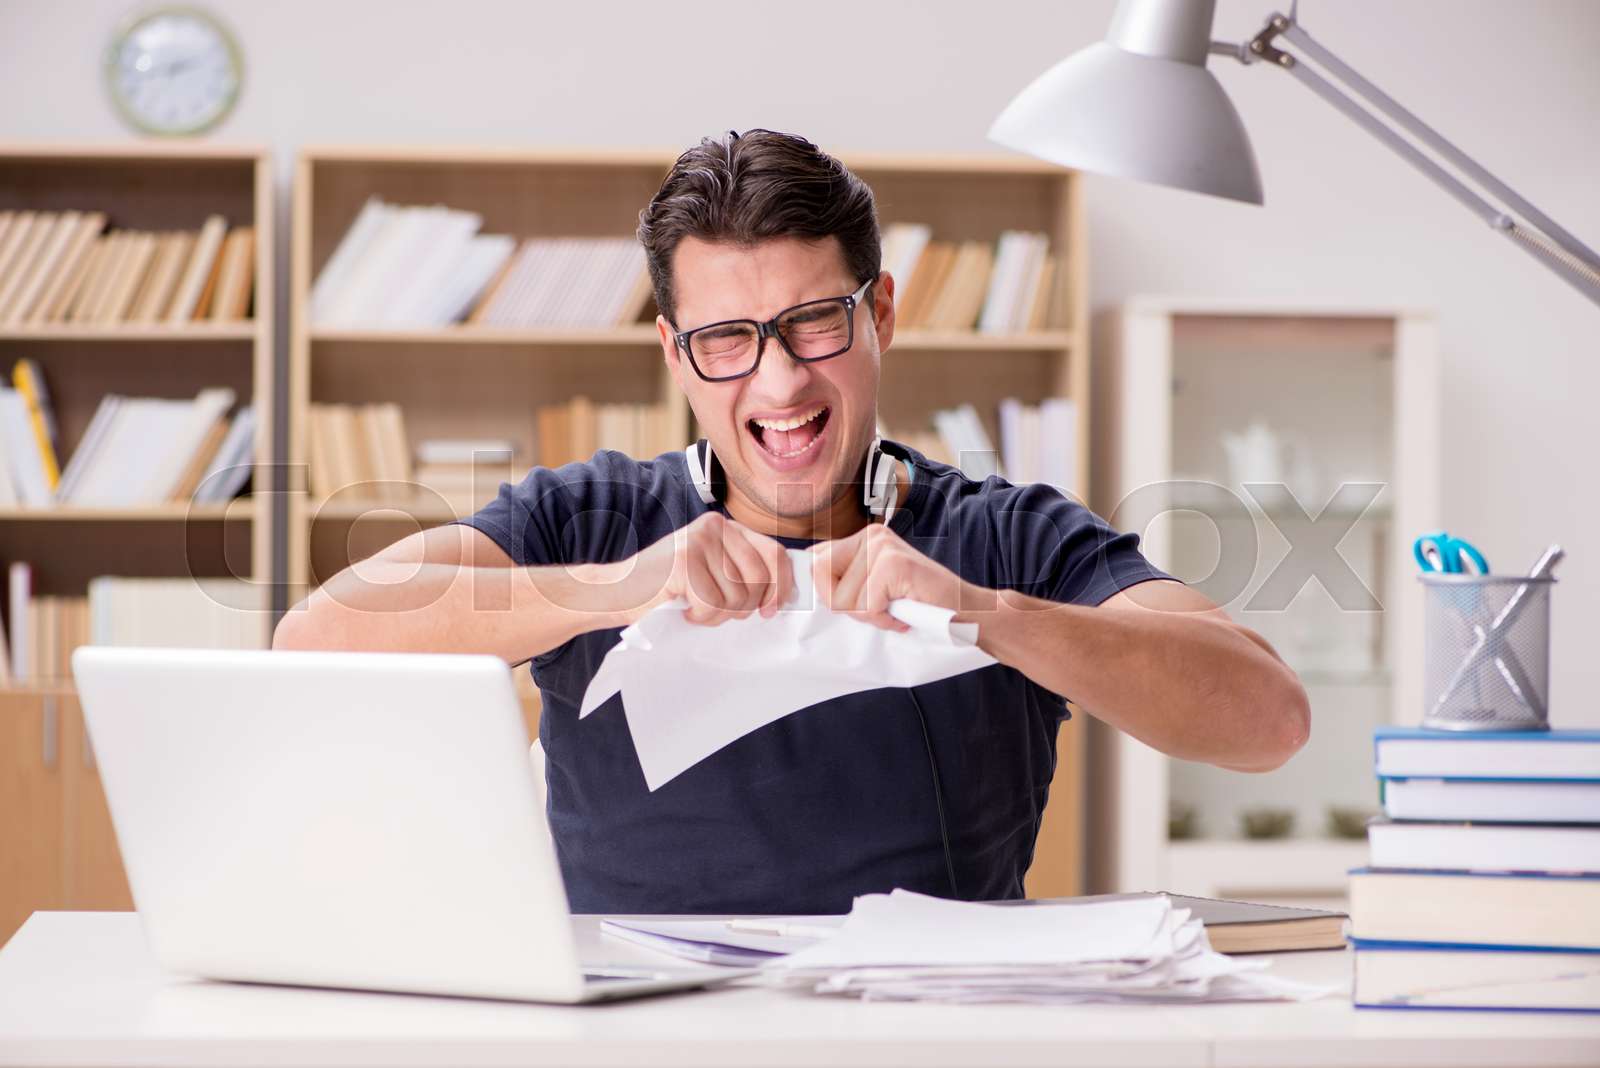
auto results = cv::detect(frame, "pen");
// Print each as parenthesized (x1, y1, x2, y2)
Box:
(725, 919, 838, 939)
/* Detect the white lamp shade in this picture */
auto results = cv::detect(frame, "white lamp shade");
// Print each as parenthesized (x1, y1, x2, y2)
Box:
(989, 40, 1265, 205)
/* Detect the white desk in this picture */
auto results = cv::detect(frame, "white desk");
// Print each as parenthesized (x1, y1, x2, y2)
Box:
(2, 912, 1598, 1067)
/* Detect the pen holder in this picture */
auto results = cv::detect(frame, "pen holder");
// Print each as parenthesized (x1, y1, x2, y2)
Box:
(1420, 573, 1554, 731)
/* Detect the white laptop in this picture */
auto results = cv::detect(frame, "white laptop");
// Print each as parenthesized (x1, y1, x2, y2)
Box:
(71, 645, 747, 1003)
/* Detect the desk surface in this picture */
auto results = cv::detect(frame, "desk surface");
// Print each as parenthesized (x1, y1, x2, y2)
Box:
(2, 912, 1598, 1068)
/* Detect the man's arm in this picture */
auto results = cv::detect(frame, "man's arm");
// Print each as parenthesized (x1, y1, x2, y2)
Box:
(272, 512, 797, 661)
(271, 524, 623, 662)
(812, 524, 1309, 773)
(974, 580, 1309, 773)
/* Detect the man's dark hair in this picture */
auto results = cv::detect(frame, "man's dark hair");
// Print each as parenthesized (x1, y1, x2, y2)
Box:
(637, 129, 880, 326)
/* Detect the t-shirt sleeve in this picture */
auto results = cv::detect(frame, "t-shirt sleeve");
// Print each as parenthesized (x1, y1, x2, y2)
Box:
(993, 482, 1173, 606)
(453, 462, 584, 568)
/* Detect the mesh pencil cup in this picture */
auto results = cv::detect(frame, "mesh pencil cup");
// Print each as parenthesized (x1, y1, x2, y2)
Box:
(1420, 572, 1554, 731)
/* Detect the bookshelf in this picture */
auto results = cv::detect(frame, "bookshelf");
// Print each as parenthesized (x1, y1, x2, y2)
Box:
(0, 143, 274, 944)
(288, 145, 1088, 895)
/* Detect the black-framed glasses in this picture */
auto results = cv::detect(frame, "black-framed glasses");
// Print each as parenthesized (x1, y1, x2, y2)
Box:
(673, 278, 873, 383)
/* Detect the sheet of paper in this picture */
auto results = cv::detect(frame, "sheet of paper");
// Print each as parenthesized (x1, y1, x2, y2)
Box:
(579, 549, 997, 790)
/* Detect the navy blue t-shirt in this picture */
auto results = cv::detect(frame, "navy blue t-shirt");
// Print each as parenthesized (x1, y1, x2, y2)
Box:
(458, 443, 1168, 914)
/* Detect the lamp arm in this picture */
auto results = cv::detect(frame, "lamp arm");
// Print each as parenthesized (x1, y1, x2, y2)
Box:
(1227, 11, 1600, 308)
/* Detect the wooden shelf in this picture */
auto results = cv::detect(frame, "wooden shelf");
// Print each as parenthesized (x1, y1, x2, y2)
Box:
(308, 325, 1072, 351)
(0, 323, 257, 342)
(0, 501, 255, 522)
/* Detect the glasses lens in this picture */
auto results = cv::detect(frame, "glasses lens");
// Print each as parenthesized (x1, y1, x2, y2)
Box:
(689, 322, 760, 379)
(778, 300, 852, 359)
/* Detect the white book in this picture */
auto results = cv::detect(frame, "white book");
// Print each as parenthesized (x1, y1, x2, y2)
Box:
(139, 388, 237, 502)
(1367, 819, 1600, 875)
(74, 398, 186, 505)
(415, 438, 516, 465)
(538, 238, 585, 326)
(8, 561, 30, 680)
(195, 406, 257, 502)
(596, 241, 648, 325)
(322, 205, 435, 326)
(386, 207, 482, 326)
(310, 197, 392, 324)
(508, 239, 562, 327)
(0, 388, 51, 506)
(0, 423, 16, 505)
(195, 405, 257, 503)
(1039, 397, 1077, 493)
(998, 397, 1024, 482)
(581, 240, 626, 326)
(1382, 777, 1600, 823)
(1019, 403, 1041, 484)
(956, 403, 999, 480)
(1005, 234, 1048, 332)
(424, 234, 515, 326)
(483, 240, 547, 326)
(56, 394, 120, 503)
(978, 231, 1027, 334)
(884, 223, 931, 300)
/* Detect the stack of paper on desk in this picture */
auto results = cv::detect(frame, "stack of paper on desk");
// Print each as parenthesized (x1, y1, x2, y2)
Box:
(764, 891, 1336, 1005)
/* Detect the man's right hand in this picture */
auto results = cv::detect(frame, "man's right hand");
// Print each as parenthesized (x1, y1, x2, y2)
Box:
(599, 512, 795, 627)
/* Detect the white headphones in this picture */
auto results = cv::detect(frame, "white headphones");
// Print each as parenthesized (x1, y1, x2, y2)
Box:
(685, 435, 906, 522)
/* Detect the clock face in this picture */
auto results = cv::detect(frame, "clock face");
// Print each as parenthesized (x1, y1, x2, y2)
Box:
(106, 8, 243, 136)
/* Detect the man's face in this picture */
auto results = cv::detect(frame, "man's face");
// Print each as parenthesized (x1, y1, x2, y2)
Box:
(658, 235, 893, 524)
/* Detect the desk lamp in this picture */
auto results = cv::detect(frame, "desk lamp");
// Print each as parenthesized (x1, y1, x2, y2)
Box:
(988, 0, 1600, 308)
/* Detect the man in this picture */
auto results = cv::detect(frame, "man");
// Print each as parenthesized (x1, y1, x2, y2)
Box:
(275, 130, 1309, 914)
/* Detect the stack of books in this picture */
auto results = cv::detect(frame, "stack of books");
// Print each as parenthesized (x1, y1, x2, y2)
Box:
(309, 197, 654, 329)
(0, 210, 253, 325)
(887, 223, 1055, 333)
(1, 359, 254, 508)
(1350, 726, 1600, 1012)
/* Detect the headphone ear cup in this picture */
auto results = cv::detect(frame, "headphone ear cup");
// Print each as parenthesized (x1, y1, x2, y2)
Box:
(684, 440, 718, 506)
(863, 436, 899, 519)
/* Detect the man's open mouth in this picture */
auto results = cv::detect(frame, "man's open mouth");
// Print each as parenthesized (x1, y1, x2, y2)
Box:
(747, 405, 830, 461)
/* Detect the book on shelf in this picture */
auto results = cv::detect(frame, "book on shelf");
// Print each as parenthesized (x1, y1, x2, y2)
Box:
(882, 225, 1055, 333)
(0, 208, 251, 327)
(306, 401, 413, 502)
(87, 576, 270, 652)
(1354, 724, 1600, 1012)
(998, 396, 1076, 492)
(7, 561, 29, 683)
(536, 397, 679, 470)
(412, 438, 518, 517)
(310, 197, 653, 330)
(43, 389, 256, 508)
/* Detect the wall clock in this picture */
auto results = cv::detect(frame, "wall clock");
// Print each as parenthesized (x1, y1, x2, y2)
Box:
(106, 7, 243, 137)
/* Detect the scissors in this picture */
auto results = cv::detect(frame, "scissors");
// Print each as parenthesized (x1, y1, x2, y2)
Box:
(1413, 531, 1490, 575)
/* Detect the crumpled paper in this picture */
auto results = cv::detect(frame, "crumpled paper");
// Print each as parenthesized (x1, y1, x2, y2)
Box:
(579, 549, 997, 789)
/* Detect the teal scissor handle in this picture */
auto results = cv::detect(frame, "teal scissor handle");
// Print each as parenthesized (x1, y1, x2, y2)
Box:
(1414, 531, 1490, 575)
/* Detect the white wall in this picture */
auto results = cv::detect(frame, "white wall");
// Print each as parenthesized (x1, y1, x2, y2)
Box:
(3, 0, 1596, 722)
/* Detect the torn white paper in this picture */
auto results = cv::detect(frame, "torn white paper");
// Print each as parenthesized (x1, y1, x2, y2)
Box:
(579, 549, 997, 790)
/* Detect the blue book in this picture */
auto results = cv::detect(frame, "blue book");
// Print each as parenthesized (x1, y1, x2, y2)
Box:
(1374, 726, 1600, 781)
(1352, 938, 1600, 1013)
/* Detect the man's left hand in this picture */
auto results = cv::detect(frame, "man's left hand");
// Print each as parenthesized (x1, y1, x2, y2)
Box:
(811, 524, 989, 632)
